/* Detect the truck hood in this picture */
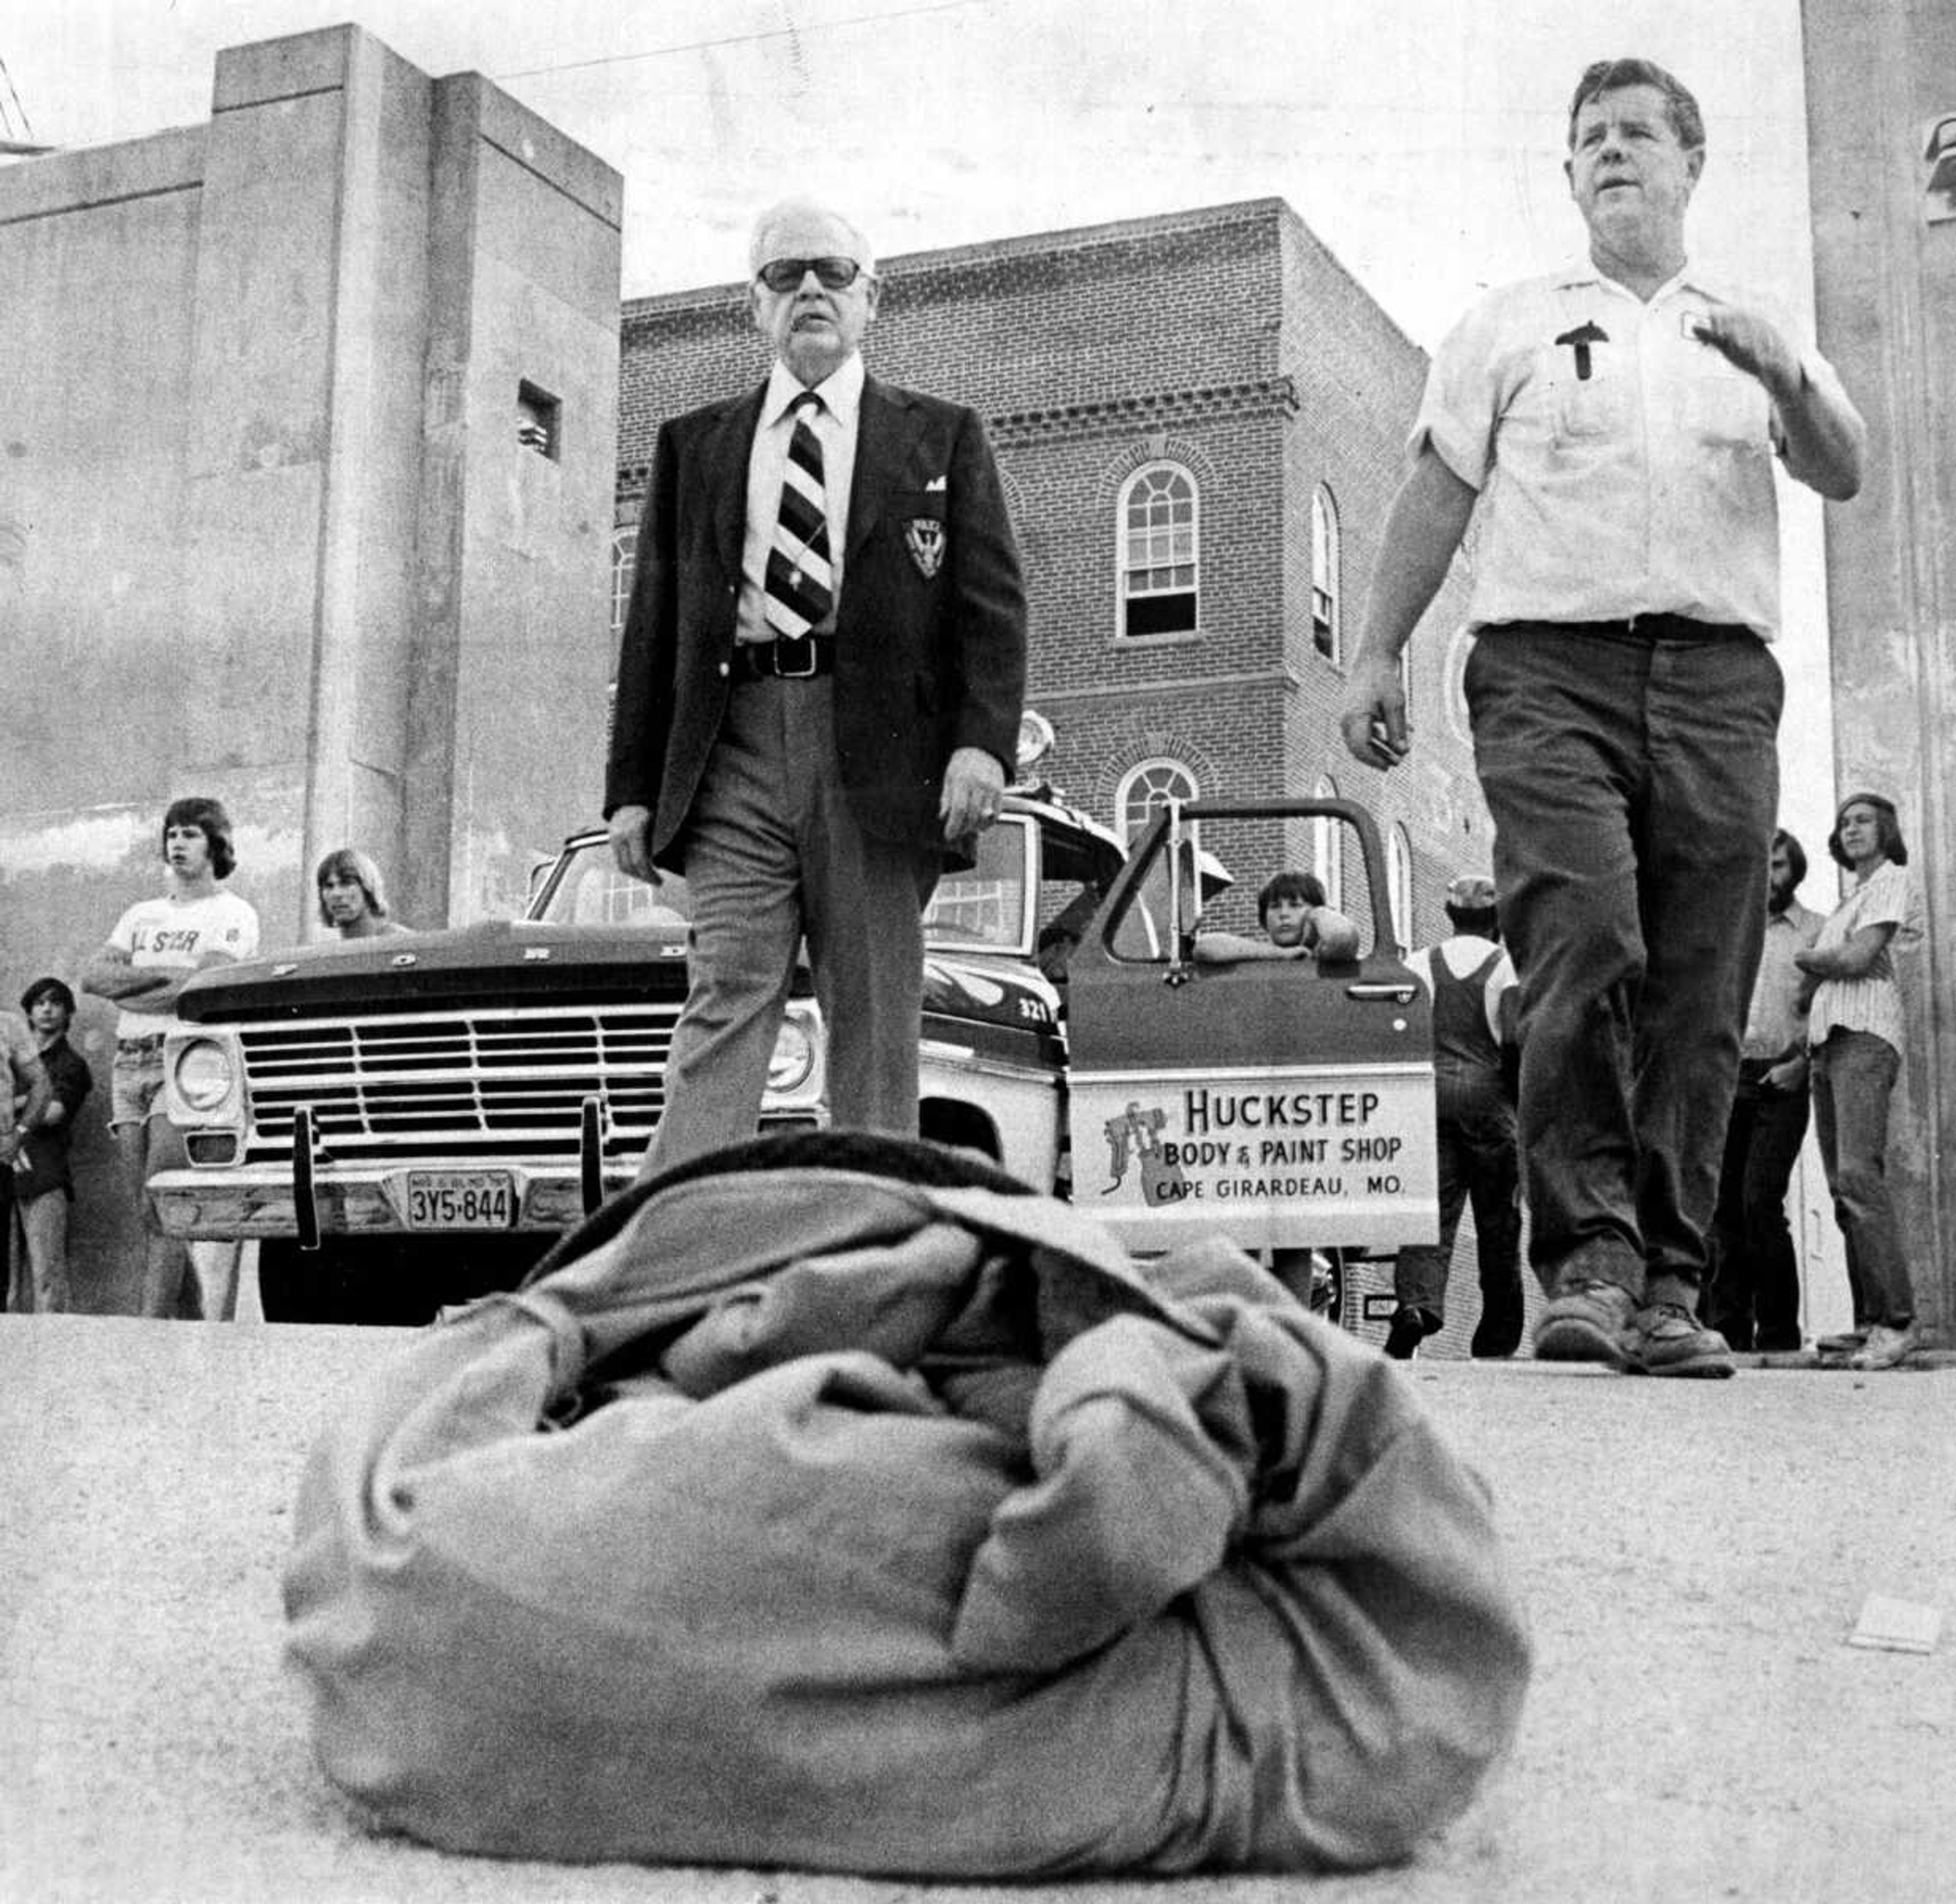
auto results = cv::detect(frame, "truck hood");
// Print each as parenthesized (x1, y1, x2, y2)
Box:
(175, 920, 717, 1024)
(178, 924, 1054, 1049)
(922, 953, 1063, 1062)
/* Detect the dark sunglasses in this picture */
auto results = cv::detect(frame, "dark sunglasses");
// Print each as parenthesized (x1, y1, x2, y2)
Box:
(755, 256, 865, 292)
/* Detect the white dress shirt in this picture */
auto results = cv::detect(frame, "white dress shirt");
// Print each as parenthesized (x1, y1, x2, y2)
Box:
(737, 352, 865, 645)
(1415, 260, 1852, 640)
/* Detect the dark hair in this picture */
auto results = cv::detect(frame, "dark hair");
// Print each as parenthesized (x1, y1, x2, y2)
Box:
(315, 846, 392, 926)
(1568, 58, 1705, 154)
(162, 795, 236, 879)
(1772, 826, 1808, 890)
(20, 976, 76, 1018)
(1445, 901, 1501, 938)
(1827, 795, 1908, 869)
(1258, 869, 1327, 927)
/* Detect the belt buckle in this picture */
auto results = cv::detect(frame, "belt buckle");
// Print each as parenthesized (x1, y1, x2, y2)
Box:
(775, 632, 818, 678)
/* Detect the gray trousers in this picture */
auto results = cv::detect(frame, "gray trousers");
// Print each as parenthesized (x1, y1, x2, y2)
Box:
(642, 675, 940, 1179)
(1810, 1028, 1915, 1330)
(1464, 623, 1781, 1310)
(9, 1190, 70, 1312)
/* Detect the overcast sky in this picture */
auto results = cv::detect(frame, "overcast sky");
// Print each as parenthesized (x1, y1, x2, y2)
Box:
(4, 0, 1842, 859)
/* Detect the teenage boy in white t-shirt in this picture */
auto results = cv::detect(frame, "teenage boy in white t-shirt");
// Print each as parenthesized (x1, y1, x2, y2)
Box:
(83, 797, 259, 1319)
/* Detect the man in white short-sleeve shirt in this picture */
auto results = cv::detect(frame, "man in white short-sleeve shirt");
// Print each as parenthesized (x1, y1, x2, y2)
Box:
(1339, 58, 1865, 1379)
(83, 797, 259, 1318)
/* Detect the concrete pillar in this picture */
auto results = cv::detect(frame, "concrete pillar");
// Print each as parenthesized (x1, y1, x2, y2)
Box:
(404, 69, 622, 925)
(1801, 0, 1956, 1339)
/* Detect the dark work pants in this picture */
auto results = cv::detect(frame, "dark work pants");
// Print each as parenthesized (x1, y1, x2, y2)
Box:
(1464, 624, 1781, 1310)
(1705, 1067, 1810, 1351)
(1394, 1068, 1522, 1329)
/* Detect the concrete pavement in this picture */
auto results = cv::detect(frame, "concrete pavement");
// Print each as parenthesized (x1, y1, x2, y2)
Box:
(3, 1312, 1951, 1903)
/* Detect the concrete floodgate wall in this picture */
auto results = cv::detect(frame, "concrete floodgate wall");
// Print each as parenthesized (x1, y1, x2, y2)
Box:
(0, 25, 621, 1301)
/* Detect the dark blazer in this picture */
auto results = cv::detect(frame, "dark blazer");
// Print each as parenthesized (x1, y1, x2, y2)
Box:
(605, 372, 1027, 868)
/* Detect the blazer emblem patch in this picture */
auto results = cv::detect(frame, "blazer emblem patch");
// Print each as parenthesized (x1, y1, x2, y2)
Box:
(905, 518, 946, 579)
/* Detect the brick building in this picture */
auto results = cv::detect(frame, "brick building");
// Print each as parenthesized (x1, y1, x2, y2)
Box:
(613, 198, 1490, 942)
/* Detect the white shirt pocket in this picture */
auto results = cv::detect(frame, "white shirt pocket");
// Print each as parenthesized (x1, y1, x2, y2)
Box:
(1679, 364, 1768, 452)
(1537, 343, 1629, 447)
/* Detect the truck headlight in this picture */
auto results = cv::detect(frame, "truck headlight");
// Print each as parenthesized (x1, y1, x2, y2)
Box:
(172, 1038, 237, 1113)
(768, 1016, 816, 1093)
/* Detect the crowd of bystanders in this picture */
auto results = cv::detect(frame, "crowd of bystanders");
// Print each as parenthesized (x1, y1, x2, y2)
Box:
(4, 809, 409, 1320)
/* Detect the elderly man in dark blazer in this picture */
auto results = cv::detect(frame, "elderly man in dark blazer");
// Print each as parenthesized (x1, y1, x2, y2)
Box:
(607, 198, 1027, 1176)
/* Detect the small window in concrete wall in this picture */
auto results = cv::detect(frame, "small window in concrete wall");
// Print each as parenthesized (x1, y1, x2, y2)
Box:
(518, 382, 561, 459)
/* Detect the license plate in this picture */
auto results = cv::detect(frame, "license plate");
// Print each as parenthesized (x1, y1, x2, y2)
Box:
(401, 1170, 516, 1230)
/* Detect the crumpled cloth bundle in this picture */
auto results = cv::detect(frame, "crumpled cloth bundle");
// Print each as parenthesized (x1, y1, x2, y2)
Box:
(284, 1133, 1530, 1876)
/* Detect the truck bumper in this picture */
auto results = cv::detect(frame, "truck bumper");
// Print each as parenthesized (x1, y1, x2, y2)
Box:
(153, 1097, 826, 1242)
(146, 1163, 616, 1241)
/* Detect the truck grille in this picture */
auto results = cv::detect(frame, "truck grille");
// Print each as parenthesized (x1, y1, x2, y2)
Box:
(237, 1007, 681, 1161)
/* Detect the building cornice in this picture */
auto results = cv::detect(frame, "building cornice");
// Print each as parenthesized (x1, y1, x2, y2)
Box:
(1034, 667, 1302, 702)
(616, 377, 1298, 497)
(987, 377, 1297, 446)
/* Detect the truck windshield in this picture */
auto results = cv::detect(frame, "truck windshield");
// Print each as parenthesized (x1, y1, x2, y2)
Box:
(921, 814, 1034, 955)
(537, 814, 1046, 958)
(536, 840, 694, 931)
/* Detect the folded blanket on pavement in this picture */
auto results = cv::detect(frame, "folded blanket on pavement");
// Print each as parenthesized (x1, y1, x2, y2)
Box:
(284, 1131, 1529, 1876)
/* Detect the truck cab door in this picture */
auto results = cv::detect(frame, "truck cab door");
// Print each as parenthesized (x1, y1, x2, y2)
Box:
(1065, 798, 1438, 1257)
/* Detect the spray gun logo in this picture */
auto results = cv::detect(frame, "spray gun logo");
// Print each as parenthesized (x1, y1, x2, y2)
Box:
(1102, 1100, 1188, 1204)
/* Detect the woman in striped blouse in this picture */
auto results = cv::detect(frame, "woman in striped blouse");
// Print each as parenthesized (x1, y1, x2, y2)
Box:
(1794, 792, 1921, 1370)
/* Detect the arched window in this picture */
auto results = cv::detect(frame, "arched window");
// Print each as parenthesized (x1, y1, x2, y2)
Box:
(1311, 486, 1340, 661)
(1312, 773, 1343, 913)
(1387, 822, 1414, 955)
(1444, 622, 1476, 747)
(1117, 759, 1199, 843)
(610, 523, 638, 639)
(1118, 464, 1199, 639)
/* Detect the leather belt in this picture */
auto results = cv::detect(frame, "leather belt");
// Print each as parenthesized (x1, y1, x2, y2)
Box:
(1486, 615, 1752, 645)
(734, 635, 835, 680)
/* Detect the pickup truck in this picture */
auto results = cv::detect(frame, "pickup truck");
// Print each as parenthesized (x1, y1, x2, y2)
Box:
(154, 791, 1435, 1323)
(151, 785, 1121, 1322)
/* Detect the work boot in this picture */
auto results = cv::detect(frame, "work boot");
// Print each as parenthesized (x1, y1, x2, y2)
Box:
(1847, 1323, 1919, 1371)
(1627, 1302, 1735, 1379)
(1384, 1304, 1438, 1360)
(1533, 1278, 1637, 1369)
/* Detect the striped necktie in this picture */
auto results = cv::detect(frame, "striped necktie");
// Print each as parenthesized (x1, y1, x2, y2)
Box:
(764, 390, 833, 639)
